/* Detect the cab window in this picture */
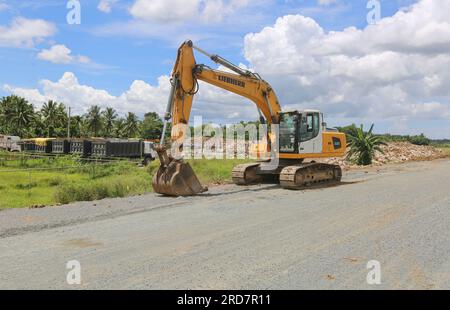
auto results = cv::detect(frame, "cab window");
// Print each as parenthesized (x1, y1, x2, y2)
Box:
(279, 113, 297, 153)
(300, 113, 320, 142)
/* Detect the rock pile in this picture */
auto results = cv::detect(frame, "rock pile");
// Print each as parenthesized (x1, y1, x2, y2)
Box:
(324, 142, 445, 169)
(181, 138, 445, 169)
(374, 142, 444, 164)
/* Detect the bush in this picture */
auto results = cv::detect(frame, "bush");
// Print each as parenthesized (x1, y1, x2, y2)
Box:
(48, 176, 64, 187)
(347, 124, 386, 166)
(54, 176, 148, 205)
(408, 134, 431, 146)
(16, 182, 38, 190)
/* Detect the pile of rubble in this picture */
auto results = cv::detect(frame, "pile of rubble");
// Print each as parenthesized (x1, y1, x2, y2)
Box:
(182, 138, 445, 169)
(325, 142, 445, 169)
(373, 142, 444, 164)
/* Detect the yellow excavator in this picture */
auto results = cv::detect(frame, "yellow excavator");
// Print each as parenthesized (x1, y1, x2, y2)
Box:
(152, 40, 346, 196)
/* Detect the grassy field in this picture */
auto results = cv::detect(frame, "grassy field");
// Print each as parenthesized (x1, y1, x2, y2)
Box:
(0, 153, 248, 209)
(440, 146, 450, 156)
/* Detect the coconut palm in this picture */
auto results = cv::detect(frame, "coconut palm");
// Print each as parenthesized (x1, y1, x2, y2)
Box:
(8, 96, 35, 137)
(124, 112, 139, 138)
(41, 100, 67, 137)
(102, 107, 117, 137)
(114, 118, 126, 138)
(69, 115, 83, 138)
(0, 96, 13, 133)
(347, 124, 386, 166)
(141, 112, 163, 139)
(86, 105, 103, 137)
(31, 112, 46, 137)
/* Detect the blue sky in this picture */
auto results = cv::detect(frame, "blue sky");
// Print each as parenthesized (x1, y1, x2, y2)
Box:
(0, 0, 415, 93)
(1, 0, 449, 138)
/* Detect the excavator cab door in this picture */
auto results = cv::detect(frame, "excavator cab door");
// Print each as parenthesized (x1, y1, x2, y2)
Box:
(298, 112, 322, 154)
(279, 112, 300, 154)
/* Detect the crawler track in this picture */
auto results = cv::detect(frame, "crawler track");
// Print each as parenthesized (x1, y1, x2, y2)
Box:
(232, 162, 342, 189)
(279, 163, 342, 190)
(232, 163, 262, 185)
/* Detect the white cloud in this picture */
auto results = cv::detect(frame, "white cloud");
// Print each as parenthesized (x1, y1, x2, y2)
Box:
(98, 0, 118, 13)
(201, 0, 250, 23)
(129, 0, 251, 24)
(0, 17, 56, 48)
(317, 0, 338, 5)
(3, 85, 47, 106)
(2, 72, 254, 124)
(37, 44, 91, 64)
(94, 0, 264, 45)
(3, 72, 169, 116)
(243, 0, 450, 122)
(130, 0, 199, 23)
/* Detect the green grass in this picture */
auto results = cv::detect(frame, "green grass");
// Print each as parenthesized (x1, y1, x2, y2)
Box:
(439, 146, 450, 156)
(0, 154, 151, 209)
(187, 158, 251, 184)
(0, 153, 249, 209)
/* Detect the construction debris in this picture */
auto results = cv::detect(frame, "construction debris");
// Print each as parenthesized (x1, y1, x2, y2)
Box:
(324, 142, 445, 169)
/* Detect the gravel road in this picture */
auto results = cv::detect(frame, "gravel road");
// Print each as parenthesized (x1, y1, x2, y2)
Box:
(0, 159, 449, 289)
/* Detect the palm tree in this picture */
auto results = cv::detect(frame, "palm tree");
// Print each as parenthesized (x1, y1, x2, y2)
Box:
(0, 96, 13, 133)
(102, 107, 117, 138)
(347, 124, 387, 166)
(141, 112, 163, 139)
(79, 116, 91, 137)
(32, 112, 46, 137)
(41, 100, 67, 137)
(8, 96, 34, 137)
(86, 105, 103, 137)
(124, 112, 139, 138)
(114, 118, 126, 138)
(69, 115, 83, 138)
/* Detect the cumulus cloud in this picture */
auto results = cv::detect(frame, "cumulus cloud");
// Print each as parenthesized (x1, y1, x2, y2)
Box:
(0, 17, 56, 48)
(3, 72, 168, 116)
(2, 71, 255, 124)
(98, 0, 118, 13)
(3, 85, 47, 106)
(37, 44, 90, 64)
(243, 0, 450, 123)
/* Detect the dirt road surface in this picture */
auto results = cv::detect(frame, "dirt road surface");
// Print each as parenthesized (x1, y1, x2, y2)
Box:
(0, 159, 449, 289)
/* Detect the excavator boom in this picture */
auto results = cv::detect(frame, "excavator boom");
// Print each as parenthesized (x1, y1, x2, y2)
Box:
(152, 40, 282, 196)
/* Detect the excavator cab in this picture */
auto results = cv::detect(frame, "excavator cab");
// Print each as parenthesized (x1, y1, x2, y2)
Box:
(279, 111, 323, 155)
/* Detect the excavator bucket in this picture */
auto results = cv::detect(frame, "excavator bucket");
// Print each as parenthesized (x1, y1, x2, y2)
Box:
(152, 146, 208, 197)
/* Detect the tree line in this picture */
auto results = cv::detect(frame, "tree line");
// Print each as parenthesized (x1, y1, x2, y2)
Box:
(0, 95, 164, 140)
(337, 124, 431, 146)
